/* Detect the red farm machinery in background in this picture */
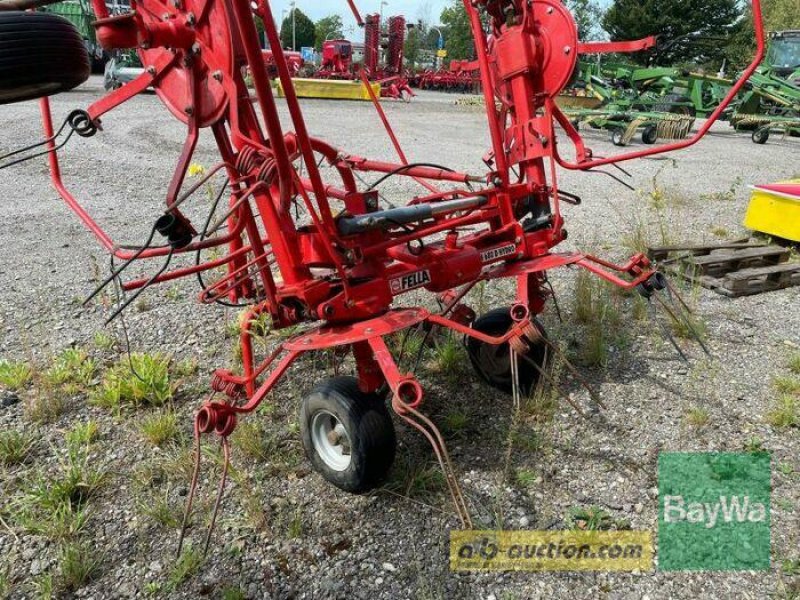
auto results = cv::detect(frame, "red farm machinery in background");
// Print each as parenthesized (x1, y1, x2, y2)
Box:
(417, 59, 483, 94)
(0, 0, 764, 548)
(312, 11, 414, 100)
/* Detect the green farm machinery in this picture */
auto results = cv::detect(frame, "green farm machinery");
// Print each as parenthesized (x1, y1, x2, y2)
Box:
(38, 0, 128, 70)
(561, 61, 723, 146)
(563, 31, 800, 147)
(730, 31, 800, 144)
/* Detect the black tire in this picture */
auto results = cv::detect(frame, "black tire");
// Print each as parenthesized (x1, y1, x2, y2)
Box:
(641, 124, 658, 145)
(300, 376, 396, 493)
(654, 93, 697, 118)
(466, 307, 549, 397)
(752, 127, 770, 145)
(610, 127, 627, 147)
(0, 12, 90, 106)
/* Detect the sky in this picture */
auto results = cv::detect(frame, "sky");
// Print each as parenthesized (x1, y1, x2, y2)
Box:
(268, 0, 450, 35)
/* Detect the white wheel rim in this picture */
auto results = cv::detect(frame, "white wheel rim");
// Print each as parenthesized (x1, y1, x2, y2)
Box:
(311, 411, 352, 471)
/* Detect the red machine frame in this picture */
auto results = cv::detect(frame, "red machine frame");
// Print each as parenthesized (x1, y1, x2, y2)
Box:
(30, 0, 764, 533)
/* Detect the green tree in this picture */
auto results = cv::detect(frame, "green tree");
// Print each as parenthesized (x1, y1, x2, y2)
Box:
(280, 8, 315, 51)
(566, 0, 604, 41)
(314, 14, 344, 51)
(405, 23, 425, 68)
(440, 0, 475, 61)
(725, 0, 799, 69)
(602, 0, 742, 65)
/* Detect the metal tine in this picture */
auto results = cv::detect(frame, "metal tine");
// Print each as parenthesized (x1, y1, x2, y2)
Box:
(0, 128, 76, 171)
(393, 396, 473, 527)
(535, 335, 606, 410)
(660, 280, 712, 356)
(653, 292, 711, 357)
(516, 348, 587, 418)
(0, 112, 72, 164)
(177, 418, 204, 557)
(203, 437, 231, 556)
(664, 277, 695, 315)
(106, 249, 175, 324)
(647, 299, 689, 362)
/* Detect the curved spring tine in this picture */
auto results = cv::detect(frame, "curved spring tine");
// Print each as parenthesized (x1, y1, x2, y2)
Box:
(534, 334, 606, 410)
(392, 396, 473, 528)
(83, 223, 160, 307)
(0, 127, 76, 171)
(106, 249, 175, 324)
(203, 437, 231, 556)
(653, 293, 710, 356)
(516, 350, 586, 418)
(0, 113, 71, 165)
(177, 417, 203, 556)
(647, 299, 689, 362)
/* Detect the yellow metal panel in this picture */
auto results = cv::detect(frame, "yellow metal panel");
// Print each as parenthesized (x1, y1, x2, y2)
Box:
(274, 78, 381, 101)
(744, 180, 800, 242)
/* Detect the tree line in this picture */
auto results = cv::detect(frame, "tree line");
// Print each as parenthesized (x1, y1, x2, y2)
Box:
(276, 0, 797, 69)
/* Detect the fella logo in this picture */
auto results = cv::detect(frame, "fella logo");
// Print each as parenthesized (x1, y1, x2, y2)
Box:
(390, 270, 431, 295)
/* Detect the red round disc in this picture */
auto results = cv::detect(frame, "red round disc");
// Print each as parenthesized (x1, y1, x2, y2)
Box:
(137, 0, 233, 128)
(532, 0, 579, 98)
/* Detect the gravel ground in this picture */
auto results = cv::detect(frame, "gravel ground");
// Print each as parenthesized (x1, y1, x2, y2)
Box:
(0, 76, 798, 599)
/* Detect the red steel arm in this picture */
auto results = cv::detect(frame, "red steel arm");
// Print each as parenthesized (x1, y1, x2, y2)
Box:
(578, 36, 657, 54)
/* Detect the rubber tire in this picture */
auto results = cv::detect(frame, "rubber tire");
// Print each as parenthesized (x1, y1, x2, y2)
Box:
(466, 307, 549, 398)
(610, 128, 627, 147)
(751, 127, 770, 145)
(300, 376, 396, 494)
(641, 124, 658, 145)
(0, 12, 90, 106)
(654, 93, 697, 117)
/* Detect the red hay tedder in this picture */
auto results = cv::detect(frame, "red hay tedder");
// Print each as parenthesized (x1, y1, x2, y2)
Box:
(313, 12, 414, 100)
(0, 0, 764, 548)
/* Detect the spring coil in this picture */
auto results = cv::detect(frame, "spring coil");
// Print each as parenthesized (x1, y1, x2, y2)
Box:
(235, 145, 280, 189)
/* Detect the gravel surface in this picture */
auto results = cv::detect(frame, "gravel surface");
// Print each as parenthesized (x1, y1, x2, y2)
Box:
(0, 76, 798, 599)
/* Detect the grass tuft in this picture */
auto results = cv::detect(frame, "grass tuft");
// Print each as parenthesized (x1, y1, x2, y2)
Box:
(93, 332, 116, 351)
(0, 360, 32, 391)
(91, 353, 173, 410)
(166, 547, 204, 592)
(767, 395, 799, 428)
(12, 439, 106, 540)
(65, 421, 100, 449)
(572, 271, 626, 367)
(789, 353, 800, 376)
(685, 407, 710, 427)
(139, 411, 180, 447)
(432, 334, 468, 379)
(0, 430, 35, 466)
(43, 348, 96, 393)
(385, 457, 446, 500)
(567, 506, 618, 531)
(773, 377, 800, 396)
(24, 394, 66, 425)
(58, 541, 101, 592)
(137, 488, 184, 529)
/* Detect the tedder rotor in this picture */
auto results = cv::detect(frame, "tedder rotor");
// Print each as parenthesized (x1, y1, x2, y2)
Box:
(0, 0, 765, 549)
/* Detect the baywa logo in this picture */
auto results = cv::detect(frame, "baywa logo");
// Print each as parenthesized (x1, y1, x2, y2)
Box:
(663, 494, 767, 528)
(658, 452, 771, 571)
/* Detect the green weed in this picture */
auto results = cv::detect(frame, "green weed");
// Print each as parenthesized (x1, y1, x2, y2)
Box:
(0, 360, 31, 390)
(91, 353, 173, 409)
(0, 430, 35, 466)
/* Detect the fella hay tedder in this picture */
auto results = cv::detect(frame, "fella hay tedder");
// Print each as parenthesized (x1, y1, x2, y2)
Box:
(0, 0, 764, 548)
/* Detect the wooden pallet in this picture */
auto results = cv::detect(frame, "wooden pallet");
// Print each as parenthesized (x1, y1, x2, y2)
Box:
(648, 241, 800, 297)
